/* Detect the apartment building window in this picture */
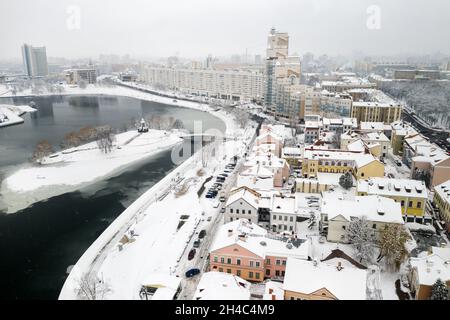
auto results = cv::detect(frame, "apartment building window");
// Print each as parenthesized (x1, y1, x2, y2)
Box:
(273, 215, 276, 220)
(221, 257, 225, 263)
(249, 272, 254, 279)
(227, 269, 231, 274)
(255, 273, 260, 280)
(266, 258, 270, 265)
(275, 270, 280, 276)
(227, 258, 231, 264)
(248, 210, 251, 214)
(290, 216, 293, 222)
(408, 201, 413, 208)
(373, 224, 376, 229)
(417, 202, 421, 209)
(236, 209, 240, 214)
(282, 271, 285, 277)
(401, 200, 405, 207)
(255, 261, 260, 267)
(276, 259, 281, 266)
(237, 259, 241, 266)
(266, 269, 270, 276)
(284, 216, 288, 221)
(230, 209, 233, 213)
(250, 261, 254, 267)
(282, 260, 286, 266)
(213, 256, 218, 263)
(219, 268, 223, 272)
(237, 270, 241, 277)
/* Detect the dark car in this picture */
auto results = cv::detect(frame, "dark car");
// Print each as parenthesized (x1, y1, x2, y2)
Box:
(193, 240, 200, 248)
(198, 230, 206, 239)
(205, 193, 213, 198)
(188, 248, 196, 260)
(185, 268, 201, 278)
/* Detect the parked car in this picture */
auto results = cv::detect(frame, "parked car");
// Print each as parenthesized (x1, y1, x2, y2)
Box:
(193, 240, 200, 248)
(207, 216, 212, 222)
(205, 193, 213, 198)
(219, 196, 226, 202)
(188, 248, 196, 260)
(220, 207, 225, 213)
(198, 230, 206, 239)
(220, 173, 228, 177)
(395, 160, 402, 167)
(185, 268, 200, 278)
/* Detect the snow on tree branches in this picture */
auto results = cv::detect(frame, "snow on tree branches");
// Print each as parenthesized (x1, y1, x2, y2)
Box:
(430, 279, 449, 300)
(96, 126, 116, 154)
(339, 172, 353, 190)
(76, 273, 111, 300)
(32, 140, 54, 163)
(377, 224, 410, 271)
(347, 216, 377, 264)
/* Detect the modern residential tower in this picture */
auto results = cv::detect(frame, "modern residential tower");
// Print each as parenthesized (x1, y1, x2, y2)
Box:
(21, 44, 48, 77)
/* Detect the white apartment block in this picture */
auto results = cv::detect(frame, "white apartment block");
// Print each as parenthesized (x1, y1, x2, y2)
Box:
(141, 66, 264, 102)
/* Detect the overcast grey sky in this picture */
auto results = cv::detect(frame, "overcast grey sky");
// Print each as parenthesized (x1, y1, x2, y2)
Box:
(1, 0, 449, 60)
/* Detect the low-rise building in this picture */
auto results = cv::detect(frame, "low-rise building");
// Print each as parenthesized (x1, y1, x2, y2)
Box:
(243, 154, 290, 187)
(408, 253, 450, 300)
(270, 195, 297, 233)
(193, 272, 251, 300)
(282, 147, 302, 169)
(390, 121, 417, 156)
(403, 133, 450, 187)
(283, 258, 367, 300)
(65, 68, 97, 84)
(209, 220, 310, 283)
(351, 101, 402, 125)
(320, 195, 404, 243)
(302, 148, 384, 180)
(224, 186, 261, 224)
(296, 172, 352, 193)
(434, 180, 450, 233)
(357, 178, 429, 223)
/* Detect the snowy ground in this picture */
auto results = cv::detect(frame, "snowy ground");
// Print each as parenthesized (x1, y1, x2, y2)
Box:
(0, 104, 36, 128)
(1, 129, 183, 214)
(58, 90, 257, 299)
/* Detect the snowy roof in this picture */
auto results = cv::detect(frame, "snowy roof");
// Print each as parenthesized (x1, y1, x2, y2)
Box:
(357, 178, 428, 199)
(271, 195, 296, 215)
(364, 132, 390, 142)
(431, 247, 450, 262)
(434, 180, 450, 204)
(141, 273, 181, 300)
(347, 139, 366, 152)
(210, 220, 309, 260)
(263, 281, 285, 300)
(256, 130, 283, 143)
(240, 164, 274, 178)
(317, 172, 351, 186)
(303, 149, 378, 169)
(244, 154, 287, 169)
(391, 121, 417, 136)
(360, 122, 386, 131)
(226, 187, 261, 210)
(282, 147, 302, 157)
(410, 254, 450, 286)
(352, 101, 402, 108)
(405, 134, 448, 165)
(321, 195, 404, 224)
(283, 258, 367, 300)
(193, 272, 251, 300)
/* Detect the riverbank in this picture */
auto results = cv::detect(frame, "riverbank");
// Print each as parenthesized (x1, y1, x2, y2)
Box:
(1, 129, 184, 214)
(0, 104, 36, 128)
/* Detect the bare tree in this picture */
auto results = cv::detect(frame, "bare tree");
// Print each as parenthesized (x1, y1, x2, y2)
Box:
(347, 217, 377, 264)
(377, 224, 410, 271)
(32, 140, 54, 163)
(96, 126, 116, 153)
(76, 273, 111, 300)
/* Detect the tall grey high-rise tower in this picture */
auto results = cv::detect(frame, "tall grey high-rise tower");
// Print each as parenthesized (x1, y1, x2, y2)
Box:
(22, 44, 48, 77)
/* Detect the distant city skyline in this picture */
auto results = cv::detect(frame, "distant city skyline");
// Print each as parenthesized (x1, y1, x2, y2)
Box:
(1, 0, 450, 61)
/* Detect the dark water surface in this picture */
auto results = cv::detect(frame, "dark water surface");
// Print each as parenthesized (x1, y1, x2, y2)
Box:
(0, 95, 224, 299)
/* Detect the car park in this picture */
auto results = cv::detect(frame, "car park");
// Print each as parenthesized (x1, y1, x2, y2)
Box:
(185, 268, 200, 278)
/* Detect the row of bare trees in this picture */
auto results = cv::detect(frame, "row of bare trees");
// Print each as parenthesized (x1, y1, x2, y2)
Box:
(143, 115, 184, 130)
